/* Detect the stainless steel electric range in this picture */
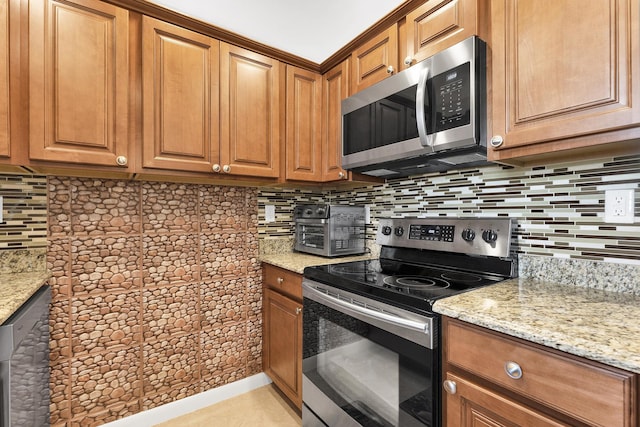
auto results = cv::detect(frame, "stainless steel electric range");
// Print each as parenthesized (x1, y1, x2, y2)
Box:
(301, 217, 517, 427)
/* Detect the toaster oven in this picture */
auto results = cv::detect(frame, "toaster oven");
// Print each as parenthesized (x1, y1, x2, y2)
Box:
(293, 204, 366, 257)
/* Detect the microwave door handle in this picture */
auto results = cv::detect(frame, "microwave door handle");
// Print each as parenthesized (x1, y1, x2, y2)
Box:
(416, 66, 432, 149)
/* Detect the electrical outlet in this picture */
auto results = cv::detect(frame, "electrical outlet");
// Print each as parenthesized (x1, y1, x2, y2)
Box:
(604, 189, 635, 224)
(265, 205, 276, 222)
(0, 196, 3, 223)
(364, 205, 371, 224)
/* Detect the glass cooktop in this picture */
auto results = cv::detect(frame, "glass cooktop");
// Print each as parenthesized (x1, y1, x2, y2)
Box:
(303, 257, 505, 314)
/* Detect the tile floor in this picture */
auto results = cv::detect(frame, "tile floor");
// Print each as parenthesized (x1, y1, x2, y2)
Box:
(154, 385, 301, 427)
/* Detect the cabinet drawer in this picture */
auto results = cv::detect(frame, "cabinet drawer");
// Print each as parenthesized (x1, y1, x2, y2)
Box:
(263, 264, 302, 300)
(446, 319, 636, 427)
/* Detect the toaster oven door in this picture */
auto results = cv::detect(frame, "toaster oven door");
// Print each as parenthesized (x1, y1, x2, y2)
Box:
(294, 220, 330, 256)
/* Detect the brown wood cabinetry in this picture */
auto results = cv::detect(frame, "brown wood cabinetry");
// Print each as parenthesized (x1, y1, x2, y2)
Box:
(351, 24, 398, 94)
(0, 0, 9, 159)
(262, 264, 303, 410)
(141, 16, 220, 173)
(220, 43, 281, 178)
(489, 0, 640, 164)
(443, 317, 638, 427)
(403, 0, 481, 68)
(285, 66, 322, 182)
(28, 0, 131, 168)
(321, 59, 350, 182)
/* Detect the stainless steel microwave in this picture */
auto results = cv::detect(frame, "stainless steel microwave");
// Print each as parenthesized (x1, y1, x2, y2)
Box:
(342, 36, 487, 178)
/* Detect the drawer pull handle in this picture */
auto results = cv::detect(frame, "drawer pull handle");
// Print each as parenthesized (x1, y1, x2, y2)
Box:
(505, 361, 523, 379)
(277, 277, 284, 284)
(443, 380, 457, 395)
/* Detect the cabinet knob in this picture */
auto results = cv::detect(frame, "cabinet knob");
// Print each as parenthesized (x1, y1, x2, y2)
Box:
(404, 56, 413, 66)
(504, 361, 523, 379)
(277, 277, 284, 284)
(295, 307, 302, 315)
(490, 135, 504, 148)
(222, 164, 231, 173)
(386, 65, 395, 74)
(115, 156, 127, 166)
(443, 380, 457, 395)
(338, 171, 346, 179)
(212, 164, 221, 173)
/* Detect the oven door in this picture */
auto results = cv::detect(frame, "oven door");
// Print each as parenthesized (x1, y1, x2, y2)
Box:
(302, 279, 439, 427)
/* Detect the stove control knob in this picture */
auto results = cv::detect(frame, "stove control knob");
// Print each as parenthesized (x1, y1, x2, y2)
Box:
(482, 229, 498, 243)
(461, 228, 476, 241)
(394, 226, 404, 237)
(381, 226, 392, 236)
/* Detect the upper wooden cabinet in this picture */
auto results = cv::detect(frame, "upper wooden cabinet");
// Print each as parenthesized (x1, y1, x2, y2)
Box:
(285, 65, 322, 181)
(220, 43, 281, 178)
(0, 0, 9, 160)
(28, 0, 130, 168)
(141, 16, 220, 174)
(489, 0, 640, 163)
(403, 0, 481, 68)
(321, 59, 350, 182)
(351, 24, 398, 94)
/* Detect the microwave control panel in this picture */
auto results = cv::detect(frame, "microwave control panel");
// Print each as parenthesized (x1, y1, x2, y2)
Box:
(430, 62, 471, 132)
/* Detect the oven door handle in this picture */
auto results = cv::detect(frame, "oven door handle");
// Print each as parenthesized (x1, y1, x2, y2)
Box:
(304, 284, 430, 334)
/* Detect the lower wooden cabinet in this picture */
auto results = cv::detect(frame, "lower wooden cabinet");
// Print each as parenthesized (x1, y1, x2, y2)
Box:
(443, 317, 638, 427)
(262, 264, 303, 410)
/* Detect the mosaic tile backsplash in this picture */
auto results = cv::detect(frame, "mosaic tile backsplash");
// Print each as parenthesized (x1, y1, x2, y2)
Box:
(259, 153, 640, 265)
(47, 178, 261, 426)
(0, 175, 47, 249)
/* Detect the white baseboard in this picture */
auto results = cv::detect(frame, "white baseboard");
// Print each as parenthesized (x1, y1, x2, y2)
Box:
(102, 373, 272, 427)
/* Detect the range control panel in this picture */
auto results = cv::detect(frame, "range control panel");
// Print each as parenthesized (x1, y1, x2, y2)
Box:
(377, 217, 513, 258)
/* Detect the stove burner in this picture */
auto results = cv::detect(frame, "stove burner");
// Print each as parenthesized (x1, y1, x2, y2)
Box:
(441, 271, 482, 283)
(383, 275, 451, 290)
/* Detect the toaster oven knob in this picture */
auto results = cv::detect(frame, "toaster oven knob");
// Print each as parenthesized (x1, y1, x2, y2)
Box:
(482, 229, 498, 243)
(305, 208, 313, 216)
(461, 228, 476, 241)
(382, 226, 392, 236)
(316, 207, 326, 216)
(394, 226, 404, 237)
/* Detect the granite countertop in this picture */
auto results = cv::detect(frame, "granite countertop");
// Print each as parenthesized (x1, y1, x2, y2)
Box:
(0, 271, 51, 324)
(260, 252, 377, 274)
(433, 278, 640, 374)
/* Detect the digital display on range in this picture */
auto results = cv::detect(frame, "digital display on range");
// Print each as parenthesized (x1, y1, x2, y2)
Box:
(409, 224, 455, 242)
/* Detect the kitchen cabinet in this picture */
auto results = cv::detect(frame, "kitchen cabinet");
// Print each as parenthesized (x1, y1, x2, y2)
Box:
(262, 264, 302, 410)
(285, 65, 322, 182)
(220, 43, 281, 178)
(321, 59, 350, 181)
(0, 0, 9, 159)
(28, 0, 131, 169)
(443, 317, 638, 427)
(141, 16, 220, 174)
(488, 0, 640, 164)
(403, 0, 483, 68)
(351, 23, 398, 94)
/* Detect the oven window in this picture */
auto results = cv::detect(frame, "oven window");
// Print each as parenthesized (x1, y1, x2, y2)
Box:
(303, 297, 438, 427)
(296, 224, 325, 249)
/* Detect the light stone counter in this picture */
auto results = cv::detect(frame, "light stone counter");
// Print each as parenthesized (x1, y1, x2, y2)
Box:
(433, 278, 640, 374)
(0, 271, 50, 324)
(260, 252, 377, 275)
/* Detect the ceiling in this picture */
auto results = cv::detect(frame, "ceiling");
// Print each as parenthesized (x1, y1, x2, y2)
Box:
(146, 0, 406, 64)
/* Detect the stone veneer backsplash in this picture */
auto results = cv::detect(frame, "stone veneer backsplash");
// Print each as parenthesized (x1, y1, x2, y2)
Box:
(46, 178, 261, 426)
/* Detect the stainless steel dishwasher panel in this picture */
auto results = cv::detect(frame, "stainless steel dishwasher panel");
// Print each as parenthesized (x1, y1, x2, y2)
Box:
(0, 285, 51, 427)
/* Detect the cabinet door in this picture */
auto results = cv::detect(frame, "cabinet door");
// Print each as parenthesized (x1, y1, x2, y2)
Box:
(263, 288, 302, 409)
(285, 66, 322, 181)
(321, 59, 349, 181)
(444, 373, 567, 427)
(29, 0, 129, 167)
(141, 16, 219, 173)
(489, 0, 640, 162)
(220, 43, 281, 178)
(0, 0, 9, 159)
(404, 0, 479, 69)
(351, 24, 398, 94)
